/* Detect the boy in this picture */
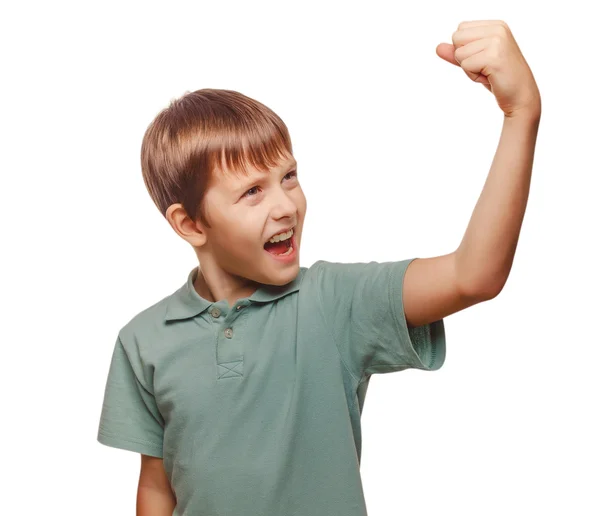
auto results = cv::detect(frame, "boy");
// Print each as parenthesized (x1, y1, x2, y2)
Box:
(97, 20, 540, 515)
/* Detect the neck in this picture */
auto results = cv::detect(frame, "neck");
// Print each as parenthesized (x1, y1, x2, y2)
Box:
(193, 254, 259, 308)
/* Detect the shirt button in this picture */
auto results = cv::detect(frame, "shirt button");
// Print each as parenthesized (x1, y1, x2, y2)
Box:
(210, 307, 221, 318)
(224, 328, 233, 338)
(236, 305, 244, 311)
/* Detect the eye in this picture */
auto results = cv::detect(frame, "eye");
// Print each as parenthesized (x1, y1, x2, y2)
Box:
(283, 170, 298, 181)
(242, 170, 297, 200)
(243, 186, 260, 198)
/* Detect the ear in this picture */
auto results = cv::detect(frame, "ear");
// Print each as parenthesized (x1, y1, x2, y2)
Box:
(166, 203, 207, 247)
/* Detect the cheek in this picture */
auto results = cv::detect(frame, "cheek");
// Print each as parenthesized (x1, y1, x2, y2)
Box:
(224, 212, 264, 245)
(296, 189, 307, 216)
(298, 195, 307, 221)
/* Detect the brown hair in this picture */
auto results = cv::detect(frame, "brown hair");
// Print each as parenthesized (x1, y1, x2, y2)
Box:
(140, 88, 294, 228)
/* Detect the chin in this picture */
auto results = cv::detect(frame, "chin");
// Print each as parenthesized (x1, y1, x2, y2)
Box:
(263, 263, 299, 286)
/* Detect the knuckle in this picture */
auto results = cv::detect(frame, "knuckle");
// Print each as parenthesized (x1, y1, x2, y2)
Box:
(497, 24, 509, 37)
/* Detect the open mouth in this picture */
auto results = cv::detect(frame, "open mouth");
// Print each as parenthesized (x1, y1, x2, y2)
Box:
(263, 228, 295, 257)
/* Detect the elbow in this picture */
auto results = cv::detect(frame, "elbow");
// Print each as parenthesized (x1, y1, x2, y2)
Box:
(453, 250, 509, 302)
(472, 278, 506, 301)
(459, 273, 507, 302)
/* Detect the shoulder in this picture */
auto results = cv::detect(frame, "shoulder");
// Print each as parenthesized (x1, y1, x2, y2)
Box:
(117, 288, 178, 351)
(298, 260, 367, 302)
(302, 259, 375, 286)
(301, 259, 416, 302)
(296, 260, 330, 288)
(300, 259, 350, 280)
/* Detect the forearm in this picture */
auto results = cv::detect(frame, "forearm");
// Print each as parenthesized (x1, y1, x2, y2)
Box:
(455, 109, 541, 298)
(137, 485, 177, 516)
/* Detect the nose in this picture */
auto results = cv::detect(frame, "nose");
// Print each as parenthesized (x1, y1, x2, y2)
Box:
(271, 187, 297, 221)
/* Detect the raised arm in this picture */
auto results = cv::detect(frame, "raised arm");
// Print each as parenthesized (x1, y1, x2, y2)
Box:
(401, 20, 541, 329)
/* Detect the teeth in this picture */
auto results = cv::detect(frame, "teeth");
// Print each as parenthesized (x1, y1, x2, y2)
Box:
(276, 246, 293, 256)
(268, 228, 294, 243)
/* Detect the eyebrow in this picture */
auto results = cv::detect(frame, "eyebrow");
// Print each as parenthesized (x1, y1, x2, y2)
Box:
(234, 159, 297, 195)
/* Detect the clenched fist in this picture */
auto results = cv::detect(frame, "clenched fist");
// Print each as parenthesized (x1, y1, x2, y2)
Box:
(436, 20, 541, 118)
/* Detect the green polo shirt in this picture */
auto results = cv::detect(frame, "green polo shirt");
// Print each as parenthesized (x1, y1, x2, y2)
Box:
(97, 258, 446, 515)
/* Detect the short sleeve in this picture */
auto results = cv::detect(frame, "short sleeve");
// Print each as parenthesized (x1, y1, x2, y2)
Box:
(316, 259, 446, 381)
(97, 334, 164, 457)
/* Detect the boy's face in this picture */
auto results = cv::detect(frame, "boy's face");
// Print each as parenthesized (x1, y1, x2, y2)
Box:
(199, 153, 306, 287)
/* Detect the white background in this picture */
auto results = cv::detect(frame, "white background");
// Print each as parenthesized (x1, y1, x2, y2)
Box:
(2, 1, 599, 515)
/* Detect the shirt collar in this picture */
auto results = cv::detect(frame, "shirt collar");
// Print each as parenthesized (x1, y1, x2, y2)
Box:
(164, 265, 304, 322)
